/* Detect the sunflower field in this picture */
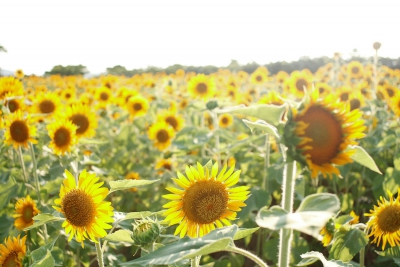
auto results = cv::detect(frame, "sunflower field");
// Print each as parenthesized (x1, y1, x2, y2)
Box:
(0, 48, 400, 267)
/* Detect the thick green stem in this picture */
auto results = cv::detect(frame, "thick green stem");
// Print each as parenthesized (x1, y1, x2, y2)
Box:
(95, 239, 105, 267)
(262, 134, 270, 190)
(359, 247, 365, 267)
(211, 111, 221, 166)
(29, 143, 42, 204)
(278, 161, 297, 267)
(225, 245, 269, 267)
(18, 146, 28, 184)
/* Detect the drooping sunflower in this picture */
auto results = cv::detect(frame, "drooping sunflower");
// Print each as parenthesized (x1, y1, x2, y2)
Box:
(65, 104, 98, 138)
(285, 89, 366, 178)
(156, 110, 185, 131)
(53, 169, 114, 247)
(126, 95, 149, 120)
(187, 74, 216, 100)
(3, 110, 37, 149)
(13, 195, 40, 230)
(365, 189, 400, 250)
(0, 235, 27, 267)
(148, 121, 175, 151)
(163, 162, 250, 238)
(34, 92, 60, 116)
(218, 114, 233, 128)
(47, 119, 77, 155)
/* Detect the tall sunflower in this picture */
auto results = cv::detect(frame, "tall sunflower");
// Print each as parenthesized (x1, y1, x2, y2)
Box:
(65, 104, 98, 139)
(0, 235, 27, 267)
(365, 189, 400, 250)
(284, 90, 366, 178)
(3, 110, 37, 149)
(148, 121, 175, 151)
(13, 195, 40, 230)
(163, 162, 250, 238)
(47, 119, 77, 155)
(53, 169, 114, 247)
(187, 74, 216, 100)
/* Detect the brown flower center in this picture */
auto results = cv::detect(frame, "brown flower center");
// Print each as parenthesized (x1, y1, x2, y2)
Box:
(10, 120, 29, 143)
(182, 180, 228, 224)
(377, 205, 400, 233)
(62, 189, 95, 227)
(196, 83, 208, 94)
(100, 92, 109, 101)
(165, 116, 178, 130)
(54, 127, 71, 147)
(340, 92, 349, 101)
(133, 102, 143, 111)
(8, 100, 19, 113)
(350, 99, 361, 110)
(39, 100, 55, 114)
(221, 117, 229, 125)
(255, 75, 262, 82)
(22, 204, 34, 223)
(3, 251, 19, 267)
(295, 79, 307, 92)
(156, 129, 169, 143)
(70, 114, 89, 135)
(351, 66, 359, 74)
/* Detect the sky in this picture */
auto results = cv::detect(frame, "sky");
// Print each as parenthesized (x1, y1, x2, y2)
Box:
(1, 0, 399, 76)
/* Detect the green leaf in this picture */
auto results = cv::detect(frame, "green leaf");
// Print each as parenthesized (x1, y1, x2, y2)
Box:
(24, 214, 64, 231)
(329, 227, 368, 262)
(242, 119, 281, 140)
(108, 179, 159, 194)
(31, 238, 58, 262)
(120, 225, 238, 266)
(375, 246, 400, 257)
(30, 250, 55, 267)
(377, 134, 397, 148)
(298, 251, 355, 266)
(104, 229, 134, 244)
(256, 193, 340, 238)
(116, 211, 159, 222)
(217, 104, 286, 126)
(233, 227, 259, 241)
(0, 180, 18, 210)
(348, 145, 382, 174)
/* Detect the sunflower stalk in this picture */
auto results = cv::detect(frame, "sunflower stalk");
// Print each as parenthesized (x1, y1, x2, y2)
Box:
(359, 247, 365, 267)
(211, 111, 221, 165)
(225, 245, 268, 267)
(278, 160, 296, 267)
(95, 239, 105, 267)
(29, 143, 42, 205)
(17, 146, 28, 184)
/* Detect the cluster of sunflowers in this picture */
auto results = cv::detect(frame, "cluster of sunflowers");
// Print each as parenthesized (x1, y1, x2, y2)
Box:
(0, 53, 399, 266)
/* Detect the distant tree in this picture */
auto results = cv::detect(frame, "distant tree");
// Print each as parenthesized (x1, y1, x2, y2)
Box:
(0, 45, 7, 53)
(106, 65, 130, 76)
(44, 65, 88, 76)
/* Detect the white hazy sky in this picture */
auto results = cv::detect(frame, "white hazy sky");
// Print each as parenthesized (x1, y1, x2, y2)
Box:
(1, 0, 399, 75)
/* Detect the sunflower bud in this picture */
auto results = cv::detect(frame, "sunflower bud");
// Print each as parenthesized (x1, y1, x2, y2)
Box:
(131, 218, 161, 246)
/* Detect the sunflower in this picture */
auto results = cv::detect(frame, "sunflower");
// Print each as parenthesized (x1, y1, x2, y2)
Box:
(250, 70, 268, 86)
(320, 218, 335, 247)
(148, 121, 175, 151)
(335, 86, 353, 102)
(4, 94, 24, 113)
(288, 71, 313, 99)
(34, 92, 60, 116)
(53, 169, 114, 247)
(95, 87, 113, 109)
(126, 95, 149, 120)
(163, 162, 250, 238)
(347, 61, 364, 79)
(349, 210, 359, 225)
(47, 119, 77, 155)
(65, 104, 98, 138)
(365, 189, 400, 250)
(13, 195, 40, 230)
(219, 114, 233, 128)
(3, 110, 37, 149)
(388, 92, 400, 117)
(347, 91, 365, 111)
(61, 86, 77, 103)
(0, 77, 24, 100)
(187, 74, 216, 100)
(258, 91, 285, 106)
(0, 235, 27, 267)
(155, 158, 175, 172)
(15, 69, 24, 79)
(156, 110, 185, 131)
(314, 82, 332, 98)
(285, 89, 366, 178)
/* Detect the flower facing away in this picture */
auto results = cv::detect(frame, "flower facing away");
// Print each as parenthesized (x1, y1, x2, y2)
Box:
(148, 121, 175, 151)
(320, 218, 335, 247)
(13, 195, 40, 230)
(3, 109, 37, 149)
(53, 169, 114, 247)
(163, 162, 250, 238)
(47, 119, 77, 155)
(284, 90, 366, 178)
(0, 235, 27, 267)
(365, 189, 400, 250)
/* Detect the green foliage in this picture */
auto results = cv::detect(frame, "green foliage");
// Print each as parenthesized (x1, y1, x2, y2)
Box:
(44, 65, 87, 76)
(298, 251, 355, 266)
(108, 179, 159, 194)
(329, 227, 369, 262)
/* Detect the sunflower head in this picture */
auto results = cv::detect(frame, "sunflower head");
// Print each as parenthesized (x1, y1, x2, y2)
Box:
(65, 104, 98, 138)
(47, 119, 77, 155)
(34, 92, 60, 116)
(0, 77, 24, 100)
(162, 161, 250, 238)
(126, 95, 150, 120)
(282, 89, 366, 178)
(0, 235, 27, 267)
(365, 189, 400, 250)
(218, 114, 233, 128)
(131, 217, 161, 246)
(187, 74, 216, 100)
(3, 110, 37, 149)
(148, 121, 175, 151)
(53, 169, 114, 247)
(320, 218, 335, 247)
(156, 110, 185, 132)
(13, 195, 40, 230)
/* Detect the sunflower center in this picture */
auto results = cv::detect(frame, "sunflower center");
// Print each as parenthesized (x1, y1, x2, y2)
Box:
(70, 114, 89, 134)
(377, 205, 400, 233)
(10, 120, 29, 143)
(8, 100, 19, 113)
(100, 92, 109, 101)
(295, 79, 307, 92)
(165, 116, 178, 130)
(351, 67, 359, 74)
(22, 204, 34, 223)
(54, 127, 71, 147)
(182, 180, 228, 224)
(65, 93, 71, 99)
(163, 163, 171, 170)
(255, 75, 262, 82)
(196, 83, 208, 94)
(340, 92, 349, 101)
(350, 99, 361, 110)
(386, 88, 394, 97)
(62, 189, 95, 227)
(221, 117, 229, 125)
(156, 129, 169, 143)
(133, 103, 143, 111)
(298, 106, 343, 165)
(3, 251, 18, 267)
(319, 87, 325, 94)
(39, 100, 55, 114)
